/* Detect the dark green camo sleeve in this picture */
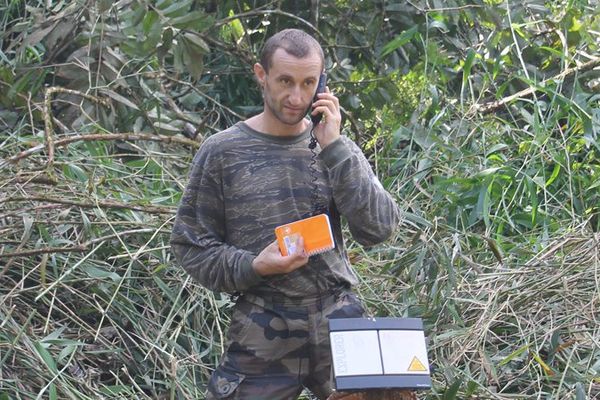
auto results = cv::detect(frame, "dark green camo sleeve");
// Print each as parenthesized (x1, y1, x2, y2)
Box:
(320, 136, 399, 246)
(169, 131, 264, 293)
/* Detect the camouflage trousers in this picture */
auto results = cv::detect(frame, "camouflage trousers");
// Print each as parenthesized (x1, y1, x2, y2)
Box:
(206, 289, 366, 400)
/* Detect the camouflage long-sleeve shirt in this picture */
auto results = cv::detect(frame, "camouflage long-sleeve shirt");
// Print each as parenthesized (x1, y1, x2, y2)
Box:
(170, 121, 400, 298)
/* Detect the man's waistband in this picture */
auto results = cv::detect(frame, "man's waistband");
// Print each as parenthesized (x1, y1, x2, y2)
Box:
(239, 287, 349, 311)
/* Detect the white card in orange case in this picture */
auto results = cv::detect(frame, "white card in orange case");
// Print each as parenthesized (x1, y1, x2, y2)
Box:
(274, 214, 335, 256)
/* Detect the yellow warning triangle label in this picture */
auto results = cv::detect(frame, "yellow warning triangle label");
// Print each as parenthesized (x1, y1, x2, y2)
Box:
(408, 356, 427, 372)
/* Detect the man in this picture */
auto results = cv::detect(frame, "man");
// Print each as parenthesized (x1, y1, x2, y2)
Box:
(170, 28, 400, 400)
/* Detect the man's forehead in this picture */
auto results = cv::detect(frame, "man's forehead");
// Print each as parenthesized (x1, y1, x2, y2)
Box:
(272, 71, 320, 81)
(270, 48, 322, 74)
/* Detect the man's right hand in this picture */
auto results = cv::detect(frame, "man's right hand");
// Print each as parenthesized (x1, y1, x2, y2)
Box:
(252, 239, 309, 276)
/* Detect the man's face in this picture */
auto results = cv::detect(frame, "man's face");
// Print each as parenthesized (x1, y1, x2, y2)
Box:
(259, 48, 323, 126)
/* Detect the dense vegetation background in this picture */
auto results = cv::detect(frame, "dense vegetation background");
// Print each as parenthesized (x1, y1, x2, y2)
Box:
(1, 0, 599, 399)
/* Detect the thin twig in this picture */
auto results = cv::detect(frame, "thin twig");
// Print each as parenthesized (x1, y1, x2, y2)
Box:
(405, 1, 484, 13)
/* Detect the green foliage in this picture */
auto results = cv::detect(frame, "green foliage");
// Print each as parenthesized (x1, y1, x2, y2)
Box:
(1, 0, 599, 399)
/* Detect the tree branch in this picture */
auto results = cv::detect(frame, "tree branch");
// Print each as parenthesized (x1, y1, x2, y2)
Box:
(469, 57, 600, 115)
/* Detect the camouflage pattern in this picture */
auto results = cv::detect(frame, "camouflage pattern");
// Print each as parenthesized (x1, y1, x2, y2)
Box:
(206, 290, 366, 400)
(170, 122, 400, 298)
(170, 121, 400, 399)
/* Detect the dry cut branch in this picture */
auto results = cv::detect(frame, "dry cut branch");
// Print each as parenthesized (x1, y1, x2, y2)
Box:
(43, 87, 111, 169)
(0, 228, 160, 260)
(5, 132, 201, 165)
(0, 195, 175, 215)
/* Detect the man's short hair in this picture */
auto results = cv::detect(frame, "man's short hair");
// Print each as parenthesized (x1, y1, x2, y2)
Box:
(259, 29, 324, 73)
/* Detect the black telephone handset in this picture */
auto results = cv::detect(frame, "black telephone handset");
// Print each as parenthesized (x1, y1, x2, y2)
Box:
(310, 73, 327, 125)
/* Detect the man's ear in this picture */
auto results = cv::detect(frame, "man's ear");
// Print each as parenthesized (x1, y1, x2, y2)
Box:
(253, 62, 266, 88)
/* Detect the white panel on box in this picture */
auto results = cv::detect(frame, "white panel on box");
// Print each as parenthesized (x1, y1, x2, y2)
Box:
(330, 330, 382, 376)
(378, 330, 430, 375)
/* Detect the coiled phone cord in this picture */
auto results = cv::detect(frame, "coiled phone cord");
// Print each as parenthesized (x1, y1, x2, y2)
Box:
(307, 124, 327, 316)
(308, 126, 327, 217)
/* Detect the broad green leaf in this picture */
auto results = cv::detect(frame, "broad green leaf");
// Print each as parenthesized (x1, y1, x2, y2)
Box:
(525, 175, 538, 224)
(83, 265, 121, 281)
(531, 352, 554, 376)
(499, 344, 529, 366)
(172, 39, 185, 73)
(153, 275, 176, 302)
(57, 344, 79, 363)
(402, 212, 432, 228)
(161, 0, 193, 18)
(462, 48, 477, 77)
(154, 121, 181, 133)
(33, 341, 57, 373)
(474, 183, 488, 225)
(443, 378, 462, 400)
(169, 12, 214, 30)
(380, 26, 419, 58)
(21, 24, 55, 49)
(40, 327, 67, 345)
(224, 9, 244, 41)
(182, 32, 210, 54)
(49, 383, 57, 400)
(63, 164, 88, 182)
(157, 27, 174, 61)
(178, 37, 205, 79)
(545, 163, 561, 187)
(100, 89, 140, 110)
(569, 16, 583, 32)
(588, 178, 600, 190)
(485, 143, 509, 156)
(142, 10, 160, 36)
(414, 158, 432, 182)
(483, 181, 491, 227)
(428, 20, 449, 33)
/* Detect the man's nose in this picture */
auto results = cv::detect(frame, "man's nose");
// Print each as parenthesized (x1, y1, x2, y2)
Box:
(288, 85, 303, 104)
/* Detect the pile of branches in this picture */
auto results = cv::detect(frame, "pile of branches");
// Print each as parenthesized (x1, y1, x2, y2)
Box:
(0, 73, 598, 397)
(426, 231, 600, 398)
(2, 128, 598, 399)
(0, 121, 223, 398)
